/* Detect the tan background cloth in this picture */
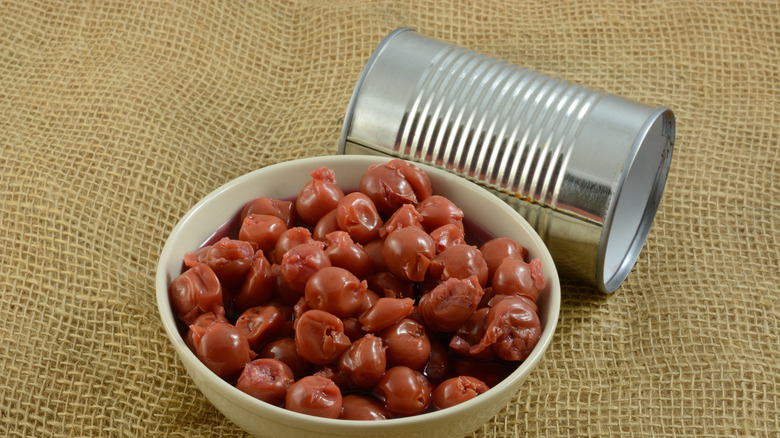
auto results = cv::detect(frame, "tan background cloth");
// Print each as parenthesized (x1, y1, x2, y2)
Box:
(1, 1, 777, 436)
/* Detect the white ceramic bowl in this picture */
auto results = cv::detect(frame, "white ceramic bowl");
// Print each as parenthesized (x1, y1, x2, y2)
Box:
(156, 155, 560, 438)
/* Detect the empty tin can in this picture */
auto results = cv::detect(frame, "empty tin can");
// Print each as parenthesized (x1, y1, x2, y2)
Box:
(338, 28, 675, 292)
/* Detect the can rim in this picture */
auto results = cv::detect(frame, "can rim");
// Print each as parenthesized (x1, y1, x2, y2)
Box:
(338, 27, 414, 155)
(598, 107, 675, 292)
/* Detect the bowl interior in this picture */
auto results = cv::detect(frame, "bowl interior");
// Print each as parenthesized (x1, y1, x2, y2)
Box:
(156, 155, 560, 438)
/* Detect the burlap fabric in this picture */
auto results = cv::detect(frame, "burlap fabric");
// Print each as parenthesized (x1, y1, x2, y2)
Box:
(1, 1, 777, 436)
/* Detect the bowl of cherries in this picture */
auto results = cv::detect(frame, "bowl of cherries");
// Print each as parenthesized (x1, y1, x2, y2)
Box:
(156, 155, 560, 438)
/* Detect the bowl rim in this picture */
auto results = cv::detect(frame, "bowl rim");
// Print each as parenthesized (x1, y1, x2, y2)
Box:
(155, 154, 561, 431)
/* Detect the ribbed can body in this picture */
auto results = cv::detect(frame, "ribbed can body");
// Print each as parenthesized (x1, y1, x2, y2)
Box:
(339, 29, 675, 292)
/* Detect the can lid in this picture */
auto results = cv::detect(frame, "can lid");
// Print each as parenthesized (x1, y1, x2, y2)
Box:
(599, 107, 675, 292)
(338, 28, 413, 156)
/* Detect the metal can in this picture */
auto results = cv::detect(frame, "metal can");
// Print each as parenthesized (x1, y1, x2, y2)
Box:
(338, 28, 675, 293)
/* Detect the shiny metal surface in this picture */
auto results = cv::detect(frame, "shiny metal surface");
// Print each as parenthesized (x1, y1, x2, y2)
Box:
(338, 28, 675, 292)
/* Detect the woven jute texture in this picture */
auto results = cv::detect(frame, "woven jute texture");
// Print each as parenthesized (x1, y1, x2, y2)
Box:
(1, 1, 777, 436)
